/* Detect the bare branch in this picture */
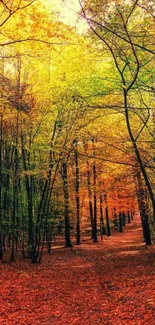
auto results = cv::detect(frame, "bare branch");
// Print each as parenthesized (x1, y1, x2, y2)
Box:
(0, 0, 36, 28)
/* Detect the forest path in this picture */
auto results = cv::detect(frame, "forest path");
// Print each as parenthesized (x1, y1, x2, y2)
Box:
(1, 215, 155, 325)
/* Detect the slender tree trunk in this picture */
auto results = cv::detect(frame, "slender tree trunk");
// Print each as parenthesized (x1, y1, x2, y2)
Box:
(10, 113, 19, 262)
(104, 194, 111, 236)
(100, 194, 106, 240)
(92, 139, 97, 242)
(46, 227, 52, 253)
(122, 213, 126, 226)
(62, 161, 73, 247)
(113, 208, 118, 230)
(37, 157, 61, 263)
(21, 137, 36, 259)
(131, 211, 134, 220)
(0, 113, 3, 260)
(119, 212, 123, 233)
(83, 141, 94, 238)
(74, 140, 80, 245)
(127, 211, 131, 223)
(10, 152, 17, 262)
(10, 56, 21, 261)
(100, 194, 103, 240)
(136, 171, 151, 245)
(87, 167, 94, 239)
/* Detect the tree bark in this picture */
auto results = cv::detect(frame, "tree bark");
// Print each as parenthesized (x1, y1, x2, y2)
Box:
(92, 139, 97, 242)
(83, 141, 94, 238)
(119, 212, 123, 233)
(21, 136, 36, 259)
(136, 171, 151, 245)
(104, 194, 111, 236)
(122, 213, 126, 226)
(10, 112, 19, 262)
(100, 194, 106, 239)
(127, 211, 131, 223)
(74, 140, 80, 245)
(0, 113, 3, 260)
(62, 161, 73, 247)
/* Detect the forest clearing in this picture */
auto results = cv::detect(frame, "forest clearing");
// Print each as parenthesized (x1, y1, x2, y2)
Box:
(1, 214, 155, 325)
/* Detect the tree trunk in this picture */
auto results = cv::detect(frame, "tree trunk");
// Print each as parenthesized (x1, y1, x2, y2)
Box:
(119, 212, 123, 233)
(62, 161, 73, 247)
(46, 227, 52, 253)
(104, 194, 111, 236)
(92, 139, 97, 242)
(127, 211, 131, 223)
(74, 140, 80, 245)
(83, 141, 94, 238)
(10, 147, 18, 262)
(100, 194, 106, 240)
(136, 171, 151, 245)
(10, 112, 19, 262)
(113, 209, 118, 230)
(21, 137, 36, 259)
(0, 113, 3, 260)
(122, 213, 126, 226)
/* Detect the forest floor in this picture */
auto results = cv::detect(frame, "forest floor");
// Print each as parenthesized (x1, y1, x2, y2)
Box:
(1, 215, 155, 325)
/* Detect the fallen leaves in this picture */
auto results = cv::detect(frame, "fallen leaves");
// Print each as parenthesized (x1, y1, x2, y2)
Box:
(0, 215, 155, 324)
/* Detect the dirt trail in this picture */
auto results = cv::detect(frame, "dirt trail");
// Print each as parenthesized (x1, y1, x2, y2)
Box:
(1, 214, 155, 325)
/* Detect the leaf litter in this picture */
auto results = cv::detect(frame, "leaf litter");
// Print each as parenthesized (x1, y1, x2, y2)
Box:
(0, 215, 155, 325)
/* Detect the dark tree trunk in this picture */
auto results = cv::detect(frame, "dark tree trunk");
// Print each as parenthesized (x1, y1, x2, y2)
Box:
(21, 136, 36, 259)
(83, 141, 94, 238)
(87, 168, 94, 239)
(92, 139, 97, 242)
(122, 213, 126, 226)
(74, 140, 80, 245)
(10, 150, 18, 262)
(100, 194, 106, 240)
(131, 211, 134, 220)
(62, 161, 73, 247)
(0, 113, 3, 260)
(104, 194, 111, 236)
(136, 172, 151, 246)
(10, 113, 19, 262)
(113, 209, 118, 230)
(35, 170, 51, 252)
(127, 211, 131, 223)
(46, 227, 52, 253)
(10, 57, 21, 262)
(119, 212, 123, 233)
(37, 156, 61, 263)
